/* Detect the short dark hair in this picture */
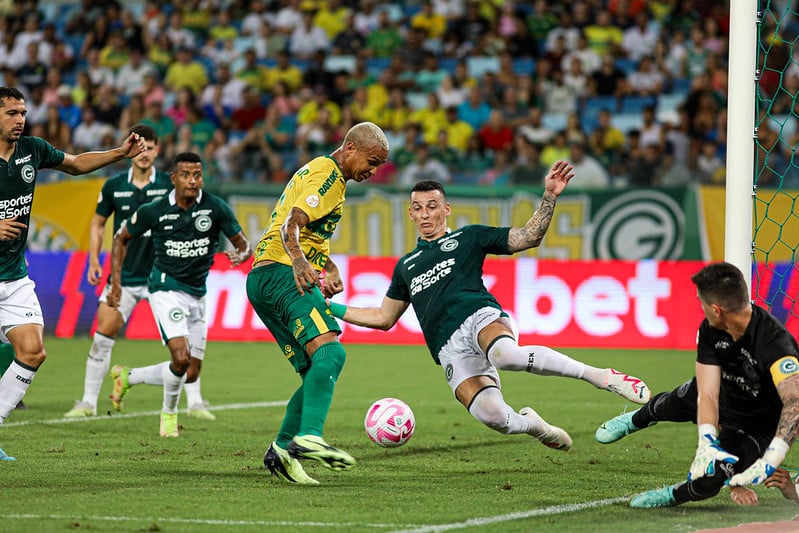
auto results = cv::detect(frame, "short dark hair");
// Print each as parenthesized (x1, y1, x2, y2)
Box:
(173, 152, 202, 166)
(0, 87, 25, 105)
(411, 180, 446, 199)
(690, 262, 750, 312)
(129, 124, 158, 143)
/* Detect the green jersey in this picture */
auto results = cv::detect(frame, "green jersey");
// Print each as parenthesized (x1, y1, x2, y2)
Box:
(125, 190, 242, 297)
(0, 136, 64, 281)
(387, 225, 512, 363)
(96, 168, 172, 285)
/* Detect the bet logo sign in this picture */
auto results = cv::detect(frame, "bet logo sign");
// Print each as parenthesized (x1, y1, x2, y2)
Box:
(591, 190, 685, 260)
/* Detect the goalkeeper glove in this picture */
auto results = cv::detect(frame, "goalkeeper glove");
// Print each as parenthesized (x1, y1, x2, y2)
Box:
(729, 438, 790, 487)
(688, 424, 738, 482)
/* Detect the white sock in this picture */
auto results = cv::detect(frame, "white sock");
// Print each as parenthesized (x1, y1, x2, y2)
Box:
(128, 362, 168, 386)
(487, 337, 591, 380)
(467, 386, 536, 435)
(0, 361, 36, 423)
(184, 377, 204, 407)
(162, 364, 186, 414)
(81, 333, 115, 406)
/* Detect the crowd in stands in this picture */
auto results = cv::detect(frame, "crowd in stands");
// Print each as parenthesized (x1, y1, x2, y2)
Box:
(1, 0, 796, 188)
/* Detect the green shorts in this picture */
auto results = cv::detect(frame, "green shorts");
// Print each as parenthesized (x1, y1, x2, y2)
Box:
(246, 263, 341, 373)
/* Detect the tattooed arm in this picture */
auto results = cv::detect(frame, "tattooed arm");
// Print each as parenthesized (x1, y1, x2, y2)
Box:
(507, 160, 575, 253)
(774, 373, 799, 447)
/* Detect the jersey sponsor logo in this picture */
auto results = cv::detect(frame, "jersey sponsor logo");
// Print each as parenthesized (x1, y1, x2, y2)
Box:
(317, 171, 338, 196)
(159, 214, 180, 222)
(14, 154, 31, 165)
(410, 258, 455, 296)
(194, 214, 212, 232)
(306, 194, 320, 208)
(283, 344, 296, 360)
(305, 245, 328, 268)
(293, 318, 305, 338)
(20, 164, 35, 183)
(165, 237, 211, 258)
(147, 188, 169, 196)
(715, 340, 729, 349)
(114, 191, 135, 198)
(0, 192, 33, 219)
(169, 308, 184, 321)
(440, 239, 458, 252)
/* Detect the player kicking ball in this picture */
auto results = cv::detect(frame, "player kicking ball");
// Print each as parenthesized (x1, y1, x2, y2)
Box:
(328, 167, 651, 452)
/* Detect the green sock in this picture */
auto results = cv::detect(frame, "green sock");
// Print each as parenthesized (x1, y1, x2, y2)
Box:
(0, 344, 14, 376)
(298, 342, 346, 437)
(276, 384, 304, 449)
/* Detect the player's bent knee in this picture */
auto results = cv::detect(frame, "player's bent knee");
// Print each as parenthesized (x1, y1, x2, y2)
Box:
(468, 388, 511, 434)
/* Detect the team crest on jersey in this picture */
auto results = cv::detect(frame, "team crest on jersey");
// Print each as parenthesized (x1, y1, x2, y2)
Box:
(445, 364, 454, 382)
(779, 358, 799, 375)
(21, 164, 35, 183)
(440, 239, 458, 252)
(306, 194, 320, 208)
(169, 308, 184, 321)
(194, 214, 212, 232)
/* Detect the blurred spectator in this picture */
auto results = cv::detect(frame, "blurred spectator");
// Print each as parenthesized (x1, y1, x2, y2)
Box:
(517, 107, 555, 146)
(584, 10, 623, 56)
(505, 12, 537, 58)
(242, 0, 267, 37)
(412, 1, 447, 42)
(564, 112, 587, 146)
(376, 86, 412, 133)
(231, 85, 267, 132)
(479, 148, 512, 186)
(410, 92, 447, 144)
(540, 130, 570, 168)
(164, 11, 196, 50)
(203, 129, 235, 184)
(433, 0, 466, 23)
(25, 85, 47, 126)
(527, 0, 559, 51)
(541, 69, 578, 115)
(661, 31, 688, 80)
(546, 11, 581, 53)
(209, 9, 239, 42)
(166, 87, 195, 129)
(297, 85, 342, 127)
(57, 85, 82, 130)
(702, 16, 726, 55)
(627, 142, 666, 186)
(15, 42, 47, 91)
(568, 140, 610, 189)
(457, 85, 491, 131)
(118, 93, 147, 134)
(685, 25, 709, 78)
(627, 56, 665, 97)
(73, 107, 114, 152)
(563, 56, 589, 101)
(455, 134, 492, 184)
(479, 109, 513, 153)
(164, 46, 209, 95)
(237, 49, 269, 91)
(274, 0, 303, 36)
(86, 48, 115, 88)
(431, 129, 460, 172)
(265, 50, 303, 92)
(353, 0, 380, 36)
(314, 0, 350, 40)
(399, 142, 452, 186)
(436, 75, 467, 109)
(141, 100, 176, 148)
(92, 84, 122, 128)
(119, 9, 145, 53)
(510, 136, 548, 186)
(296, 106, 339, 161)
(289, 7, 330, 60)
(622, 11, 660, 62)
(253, 20, 287, 60)
(542, 34, 568, 75)
(639, 105, 664, 149)
(415, 52, 447, 94)
(562, 33, 602, 76)
(115, 48, 156, 97)
(80, 13, 111, 57)
(201, 35, 243, 69)
(35, 104, 73, 152)
(589, 54, 627, 100)
(442, 106, 474, 153)
(451, 2, 490, 46)
(366, 10, 403, 58)
(588, 108, 625, 169)
(99, 31, 131, 72)
(696, 139, 724, 184)
(331, 13, 366, 55)
(267, 80, 300, 118)
(147, 33, 174, 76)
(391, 122, 421, 169)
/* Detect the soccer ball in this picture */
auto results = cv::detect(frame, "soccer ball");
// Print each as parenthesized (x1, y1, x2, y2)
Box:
(364, 398, 415, 448)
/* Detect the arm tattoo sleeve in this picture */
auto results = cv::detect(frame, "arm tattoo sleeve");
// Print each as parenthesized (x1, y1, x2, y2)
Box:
(776, 375, 799, 447)
(507, 191, 557, 252)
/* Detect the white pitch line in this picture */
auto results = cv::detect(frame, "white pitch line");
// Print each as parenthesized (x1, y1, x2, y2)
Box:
(1, 497, 628, 531)
(1, 400, 288, 427)
(387, 497, 630, 533)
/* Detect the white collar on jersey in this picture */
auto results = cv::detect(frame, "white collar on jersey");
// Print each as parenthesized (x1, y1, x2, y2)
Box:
(126, 166, 156, 184)
(168, 188, 203, 205)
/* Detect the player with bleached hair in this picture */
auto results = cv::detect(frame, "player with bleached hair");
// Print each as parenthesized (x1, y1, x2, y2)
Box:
(328, 167, 651, 452)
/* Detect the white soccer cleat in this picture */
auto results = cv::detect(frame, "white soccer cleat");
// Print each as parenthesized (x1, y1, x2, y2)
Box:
(602, 369, 651, 404)
(64, 401, 97, 418)
(520, 407, 572, 451)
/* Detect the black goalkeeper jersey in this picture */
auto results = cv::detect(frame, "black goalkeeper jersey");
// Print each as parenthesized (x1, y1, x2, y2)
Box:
(697, 305, 799, 434)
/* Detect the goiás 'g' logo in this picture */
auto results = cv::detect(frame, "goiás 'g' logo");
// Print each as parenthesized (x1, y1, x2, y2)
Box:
(169, 308, 184, 322)
(21, 164, 35, 183)
(195, 215, 212, 232)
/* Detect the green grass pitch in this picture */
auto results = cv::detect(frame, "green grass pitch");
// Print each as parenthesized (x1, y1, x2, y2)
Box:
(1, 338, 796, 532)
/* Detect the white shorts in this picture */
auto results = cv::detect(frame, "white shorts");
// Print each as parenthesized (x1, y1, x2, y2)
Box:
(437, 307, 506, 395)
(148, 290, 207, 360)
(0, 276, 44, 343)
(99, 284, 150, 322)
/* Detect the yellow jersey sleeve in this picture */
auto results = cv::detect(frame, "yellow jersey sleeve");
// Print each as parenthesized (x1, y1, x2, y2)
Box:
(770, 356, 799, 386)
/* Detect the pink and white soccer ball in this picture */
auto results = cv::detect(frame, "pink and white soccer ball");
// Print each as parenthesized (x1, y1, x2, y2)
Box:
(364, 398, 415, 448)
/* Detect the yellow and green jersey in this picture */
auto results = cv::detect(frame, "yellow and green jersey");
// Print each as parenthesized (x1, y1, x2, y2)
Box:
(253, 156, 345, 272)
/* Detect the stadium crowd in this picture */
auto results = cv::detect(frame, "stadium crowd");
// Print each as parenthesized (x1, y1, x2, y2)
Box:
(1, 0, 795, 188)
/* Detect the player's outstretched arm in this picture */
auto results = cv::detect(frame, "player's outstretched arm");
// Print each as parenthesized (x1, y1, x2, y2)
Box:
(56, 132, 146, 175)
(329, 296, 409, 331)
(765, 468, 799, 502)
(507, 160, 574, 253)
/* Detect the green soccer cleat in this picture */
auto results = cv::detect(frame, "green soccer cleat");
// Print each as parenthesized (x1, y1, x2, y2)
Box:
(264, 442, 319, 485)
(288, 435, 356, 471)
(520, 407, 572, 451)
(109, 365, 131, 412)
(64, 401, 97, 418)
(595, 410, 650, 444)
(187, 403, 217, 421)
(0, 447, 16, 461)
(159, 411, 179, 437)
(630, 486, 677, 508)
